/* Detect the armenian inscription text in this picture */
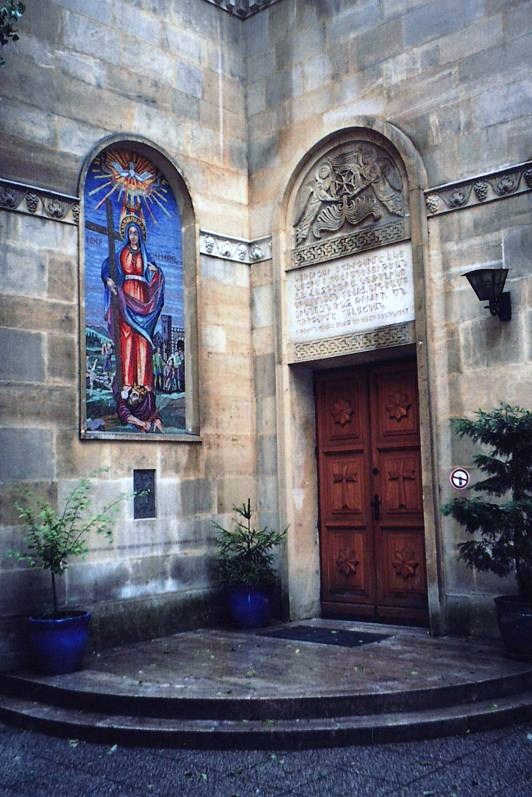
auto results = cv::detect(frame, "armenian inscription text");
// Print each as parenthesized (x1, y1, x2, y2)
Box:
(287, 243, 414, 343)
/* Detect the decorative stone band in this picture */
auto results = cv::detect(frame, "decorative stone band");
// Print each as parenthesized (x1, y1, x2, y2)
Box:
(0, 178, 79, 225)
(287, 321, 415, 364)
(290, 219, 410, 269)
(425, 160, 532, 217)
(200, 230, 272, 264)
(0, 179, 272, 263)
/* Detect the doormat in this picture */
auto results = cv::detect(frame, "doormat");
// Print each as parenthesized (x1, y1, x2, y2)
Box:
(258, 626, 390, 648)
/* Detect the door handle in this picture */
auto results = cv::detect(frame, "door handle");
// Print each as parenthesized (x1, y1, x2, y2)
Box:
(371, 493, 381, 520)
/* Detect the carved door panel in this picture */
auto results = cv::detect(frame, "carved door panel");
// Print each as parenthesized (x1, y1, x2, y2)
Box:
(316, 362, 427, 625)
(316, 372, 375, 614)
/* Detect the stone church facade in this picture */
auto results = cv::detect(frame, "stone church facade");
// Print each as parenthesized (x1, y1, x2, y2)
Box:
(1, 0, 531, 668)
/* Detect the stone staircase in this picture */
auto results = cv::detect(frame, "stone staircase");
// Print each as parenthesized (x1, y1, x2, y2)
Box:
(0, 624, 531, 748)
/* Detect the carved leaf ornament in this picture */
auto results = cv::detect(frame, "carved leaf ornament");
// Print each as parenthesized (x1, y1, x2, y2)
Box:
(331, 399, 354, 426)
(392, 548, 419, 579)
(386, 392, 411, 422)
(336, 548, 359, 577)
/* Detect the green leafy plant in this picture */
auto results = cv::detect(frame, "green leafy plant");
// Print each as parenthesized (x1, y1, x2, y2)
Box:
(213, 499, 288, 587)
(442, 403, 532, 604)
(9, 471, 129, 617)
(0, 1, 25, 67)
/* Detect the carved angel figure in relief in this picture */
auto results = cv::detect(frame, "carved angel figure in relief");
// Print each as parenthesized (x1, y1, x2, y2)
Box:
(293, 160, 337, 245)
(293, 143, 404, 246)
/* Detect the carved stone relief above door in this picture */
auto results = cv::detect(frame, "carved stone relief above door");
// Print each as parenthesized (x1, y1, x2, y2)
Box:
(291, 139, 410, 268)
(286, 135, 415, 364)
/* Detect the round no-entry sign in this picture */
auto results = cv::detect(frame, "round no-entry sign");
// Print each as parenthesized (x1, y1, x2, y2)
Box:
(450, 467, 470, 489)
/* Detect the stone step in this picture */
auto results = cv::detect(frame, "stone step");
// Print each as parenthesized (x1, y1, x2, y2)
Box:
(1, 669, 530, 721)
(0, 690, 531, 749)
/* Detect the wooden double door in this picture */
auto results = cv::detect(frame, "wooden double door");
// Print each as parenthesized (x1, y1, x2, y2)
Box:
(315, 361, 428, 625)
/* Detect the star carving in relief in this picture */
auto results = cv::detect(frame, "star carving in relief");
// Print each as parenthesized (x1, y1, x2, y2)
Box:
(386, 392, 411, 422)
(331, 399, 353, 426)
(336, 549, 359, 577)
(392, 548, 419, 579)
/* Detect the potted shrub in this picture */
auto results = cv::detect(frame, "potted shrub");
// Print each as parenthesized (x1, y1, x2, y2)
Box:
(442, 403, 532, 657)
(8, 471, 127, 674)
(213, 499, 287, 629)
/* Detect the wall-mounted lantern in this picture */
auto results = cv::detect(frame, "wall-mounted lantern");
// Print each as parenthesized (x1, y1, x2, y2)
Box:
(462, 268, 511, 321)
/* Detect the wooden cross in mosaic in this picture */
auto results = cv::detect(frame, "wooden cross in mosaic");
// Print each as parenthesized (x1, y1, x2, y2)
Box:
(85, 199, 123, 381)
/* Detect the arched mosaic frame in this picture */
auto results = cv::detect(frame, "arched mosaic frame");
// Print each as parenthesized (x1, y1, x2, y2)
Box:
(78, 136, 200, 442)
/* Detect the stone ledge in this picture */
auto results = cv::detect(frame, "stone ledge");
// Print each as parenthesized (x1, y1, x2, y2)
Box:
(80, 429, 202, 443)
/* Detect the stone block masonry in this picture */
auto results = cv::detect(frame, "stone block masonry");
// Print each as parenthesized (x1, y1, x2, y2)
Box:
(0, 0, 531, 670)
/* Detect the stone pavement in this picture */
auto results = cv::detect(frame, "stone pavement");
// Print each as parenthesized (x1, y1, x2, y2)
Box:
(0, 720, 530, 796)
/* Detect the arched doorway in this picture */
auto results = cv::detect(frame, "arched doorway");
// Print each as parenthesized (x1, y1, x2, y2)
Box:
(272, 121, 443, 632)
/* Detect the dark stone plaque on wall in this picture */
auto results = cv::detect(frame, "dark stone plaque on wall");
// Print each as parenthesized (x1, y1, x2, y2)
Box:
(133, 469, 156, 519)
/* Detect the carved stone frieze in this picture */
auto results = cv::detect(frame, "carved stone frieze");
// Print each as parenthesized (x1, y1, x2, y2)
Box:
(199, 229, 272, 263)
(0, 185, 24, 210)
(292, 140, 407, 265)
(201, 0, 282, 18)
(0, 178, 79, 224)
(44, 197, 68, 219)
(291, 218, 409, 268)
(25, 192, 39, 213)
(425, 160, 532, 217)
(288, 322, 415, 364)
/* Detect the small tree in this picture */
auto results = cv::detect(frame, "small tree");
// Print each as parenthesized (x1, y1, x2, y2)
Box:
(9, 472, 128, 617)
(0, 1, 25, 67)
(442, 403, 532, 605)
(213, 499, 287, 587)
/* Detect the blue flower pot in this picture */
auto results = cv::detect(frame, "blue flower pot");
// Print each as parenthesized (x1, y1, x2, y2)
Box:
(27, 611, 92, 674)
(226, 586, 272, 629)
(494, 596, 532, 658)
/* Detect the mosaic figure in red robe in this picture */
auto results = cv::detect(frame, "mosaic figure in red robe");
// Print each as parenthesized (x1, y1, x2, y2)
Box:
(101, 219, 165, 422)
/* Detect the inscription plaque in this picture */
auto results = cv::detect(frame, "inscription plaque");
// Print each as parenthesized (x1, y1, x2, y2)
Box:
(287, 243, 414, 344)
